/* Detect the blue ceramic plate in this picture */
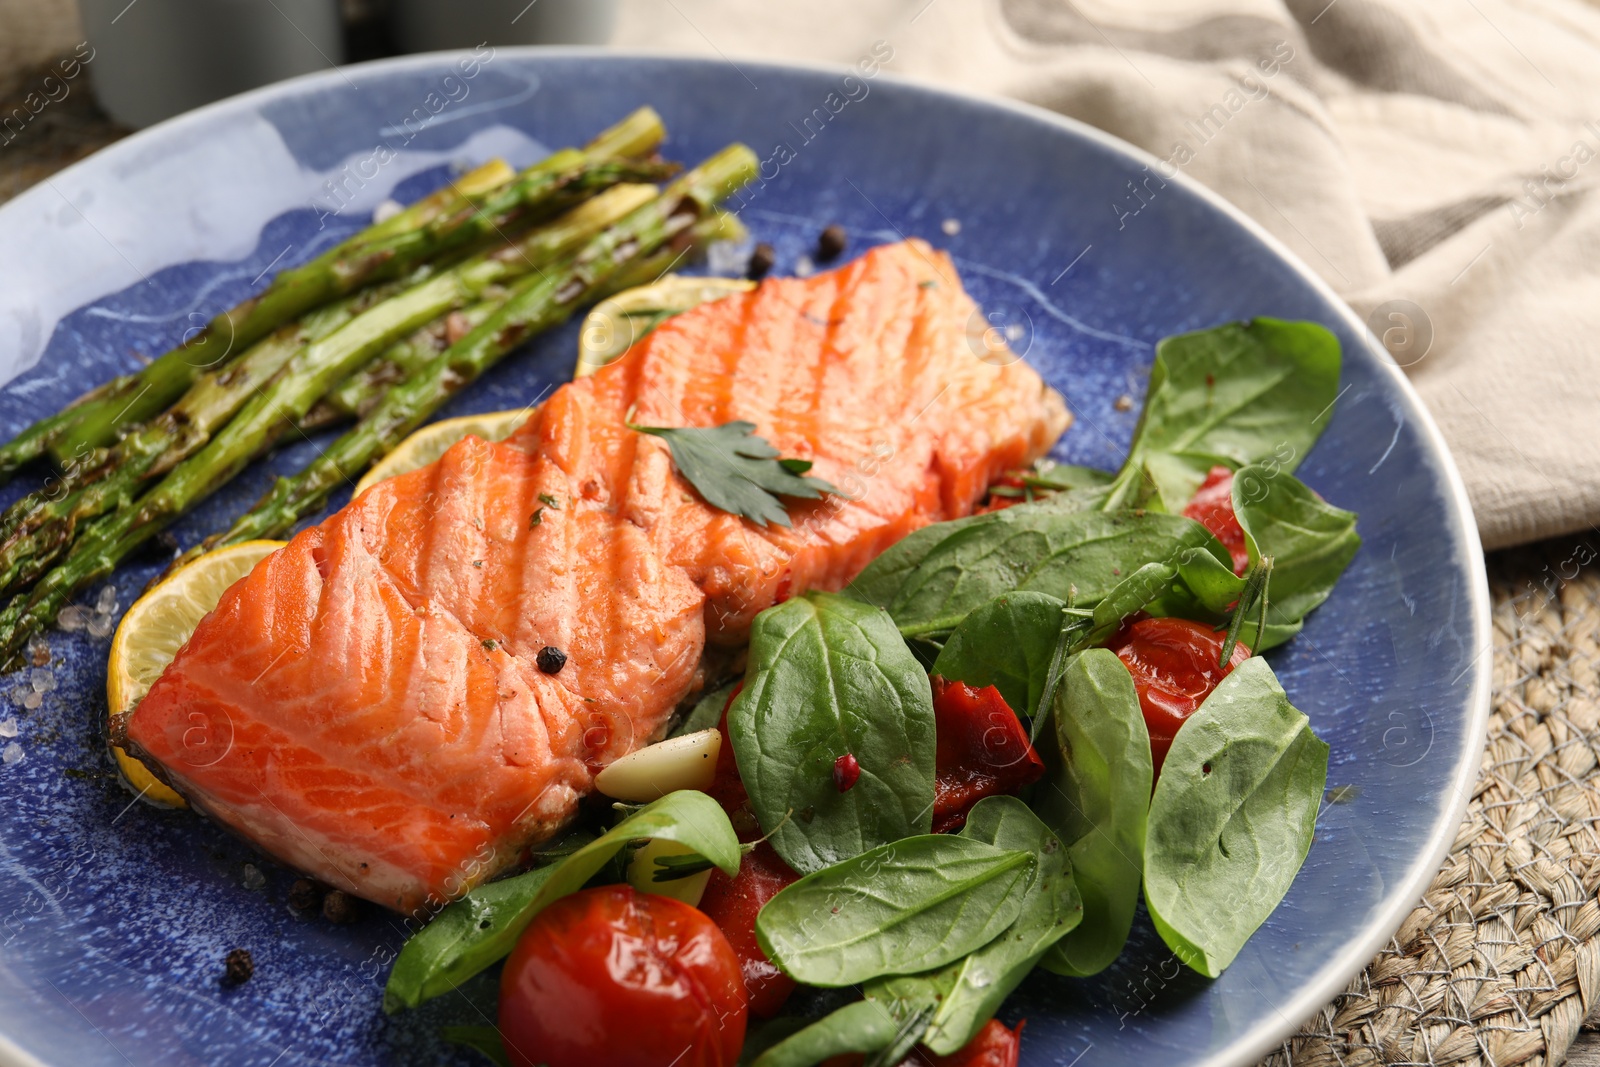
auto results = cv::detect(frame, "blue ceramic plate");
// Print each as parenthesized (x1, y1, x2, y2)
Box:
(0, 49, 1490, 1067)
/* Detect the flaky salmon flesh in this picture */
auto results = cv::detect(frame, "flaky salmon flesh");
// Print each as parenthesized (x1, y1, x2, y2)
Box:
(125, 240, 1070, 914)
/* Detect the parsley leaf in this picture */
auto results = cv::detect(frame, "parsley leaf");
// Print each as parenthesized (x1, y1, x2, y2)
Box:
(627, 418, 838, 528)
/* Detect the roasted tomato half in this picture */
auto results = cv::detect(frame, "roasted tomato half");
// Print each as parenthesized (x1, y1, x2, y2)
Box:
(499, 884, 747, 1067)
(1108, 616, 1250, 775)
(931, 678, 1045, 833)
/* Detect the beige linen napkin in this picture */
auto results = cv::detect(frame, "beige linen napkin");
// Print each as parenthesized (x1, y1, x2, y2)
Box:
(615, 0, 1600, 550)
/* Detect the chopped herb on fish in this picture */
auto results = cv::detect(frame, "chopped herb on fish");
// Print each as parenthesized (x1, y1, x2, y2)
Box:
(625, 416, 838, 528)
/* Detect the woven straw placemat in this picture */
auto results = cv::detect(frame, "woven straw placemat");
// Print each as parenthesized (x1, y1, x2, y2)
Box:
(1265, 534, 1600, 1067)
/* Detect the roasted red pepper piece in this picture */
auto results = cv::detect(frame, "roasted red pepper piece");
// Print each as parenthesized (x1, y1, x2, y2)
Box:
(921, 1019, 1024, 1067)
(696, 840, 799, 1019)
(1181, 465, 1249, 576)
(1108, 616, 1250, 776)
(930, 678, 1045, 833)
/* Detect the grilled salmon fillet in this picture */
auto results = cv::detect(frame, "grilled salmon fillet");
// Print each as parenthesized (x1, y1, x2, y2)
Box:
(126, 240, 1070, 913)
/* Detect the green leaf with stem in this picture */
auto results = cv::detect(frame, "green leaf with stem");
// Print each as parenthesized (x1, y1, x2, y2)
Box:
(627, 417, 838, 528)
(1144, 657, 1329, 976)
(1036, 649, 1152, 977)
(1232, 463, 1360, 638)
(729, 592, 935, 874)
(754, 834, 1034, 987)
(1101, 319, 1342, 512)
(867, 797, 1082, 1055)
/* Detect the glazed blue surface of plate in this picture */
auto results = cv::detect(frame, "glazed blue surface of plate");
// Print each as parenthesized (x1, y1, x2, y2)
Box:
(0, 50, 1490, 1067)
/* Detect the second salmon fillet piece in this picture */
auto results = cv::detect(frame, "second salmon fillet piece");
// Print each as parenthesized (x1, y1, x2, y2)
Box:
(127, 240, 1070, 913)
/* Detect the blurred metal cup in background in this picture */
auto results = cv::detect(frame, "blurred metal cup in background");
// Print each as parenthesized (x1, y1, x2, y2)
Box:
(78, 0, 344, 128)
(390, 0, 618, 51)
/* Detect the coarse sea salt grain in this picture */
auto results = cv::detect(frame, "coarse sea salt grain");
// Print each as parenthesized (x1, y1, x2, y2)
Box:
(57, 606, 89, 633)
(705, 239, 752, 277)
(21, 692, 41, 711)
(96, 586, 118, 614)
(2, 742, 21, 765)
(30, 668, 54, 694)
(0, 718, 16, 738)
(87, 615, 113, 639)
(941, 218, 962, 236)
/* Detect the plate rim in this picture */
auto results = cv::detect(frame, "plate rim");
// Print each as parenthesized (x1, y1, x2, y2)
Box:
(0, 45, 1494, 1067)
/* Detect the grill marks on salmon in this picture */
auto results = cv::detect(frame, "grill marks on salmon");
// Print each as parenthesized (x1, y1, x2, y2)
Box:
(127, 240, 1070, 913)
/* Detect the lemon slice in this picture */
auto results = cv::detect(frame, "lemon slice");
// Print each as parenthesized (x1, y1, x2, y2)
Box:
(353, 408, 532, 496)
(107, 539, 285, 807)
(576, 275, 754, 378)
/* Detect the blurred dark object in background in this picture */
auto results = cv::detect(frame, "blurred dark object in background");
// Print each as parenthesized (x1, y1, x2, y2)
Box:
(390, 0, 616, 53)
(46, 0, 616, 130)
(77, 0, 345, 128)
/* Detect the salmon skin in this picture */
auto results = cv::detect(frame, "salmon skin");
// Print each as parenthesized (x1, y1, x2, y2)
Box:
(127, 240, 1070, 914)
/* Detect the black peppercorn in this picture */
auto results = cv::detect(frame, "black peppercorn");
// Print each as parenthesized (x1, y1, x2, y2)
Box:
(223, 948, 253, 985)
(322, 889, 359, 924)
(817, 224, 847, 261)
(288, 878, 322, 911)
(537, 646, 567, 674)
(747, 242, 776, 280)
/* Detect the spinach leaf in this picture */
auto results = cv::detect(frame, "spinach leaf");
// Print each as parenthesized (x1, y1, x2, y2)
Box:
(1035, 649, 1153, 977)
(754, 835, 1034, 986)
(845, 518, 990, 610)
(1105, 319, 1342, 511)
(673, 678, 739, 738)
(1232, 464, 1360, 644)
(931, 592, 1066, 719)
(729, 592, 936, 874)
(1144, 656, 1329, 977)
(868, 797, 1082, 1055)
(384, 866, 558, 1013)
(440, 1026, 510, 1067)
(844, 489, 1108, 614)
(384, 790, 739, 1010)
(627, 419, 837, 528)
(886, 508, 1220, 639)
(737, 1018, 815, 1067)
(749, 1001, 901, 1067)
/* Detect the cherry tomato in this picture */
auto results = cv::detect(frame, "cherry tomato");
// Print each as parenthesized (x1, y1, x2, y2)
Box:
(1182, 465, 1250, 576)
(1108, 616, 1250, 775)
(931, 678, 1045, 833)
(498, 885, 747, 1067)
(696, 841, 800, 1018)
